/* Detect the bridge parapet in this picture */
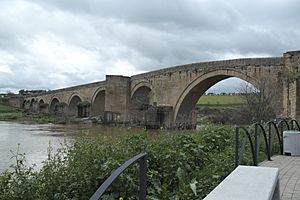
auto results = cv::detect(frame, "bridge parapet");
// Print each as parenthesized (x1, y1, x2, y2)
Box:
(26, 80, 106, 98)
(131, 57, 283, 81)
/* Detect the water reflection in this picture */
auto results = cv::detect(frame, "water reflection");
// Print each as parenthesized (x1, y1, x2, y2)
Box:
(0, 122, 73, 172)
(0, 121, 161, 172)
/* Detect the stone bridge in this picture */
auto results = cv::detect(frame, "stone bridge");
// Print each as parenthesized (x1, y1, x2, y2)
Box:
(22, 50, 300, 128)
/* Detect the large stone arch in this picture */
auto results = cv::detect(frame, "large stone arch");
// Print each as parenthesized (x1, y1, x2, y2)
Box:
(67, 93, 83, 116)
(173, 69, 258, 126)
(91, 88, 105, 117)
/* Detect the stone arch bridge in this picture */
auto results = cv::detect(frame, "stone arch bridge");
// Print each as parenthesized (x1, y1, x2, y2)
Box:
(22, 50, 300, 128)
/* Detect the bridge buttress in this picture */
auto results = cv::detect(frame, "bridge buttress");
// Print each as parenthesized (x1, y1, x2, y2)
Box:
(105, 75, 131, 122)
(283, 51, 300, 121)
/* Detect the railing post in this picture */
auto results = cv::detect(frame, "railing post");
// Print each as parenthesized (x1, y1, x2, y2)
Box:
(254, 124, 258, 166)
(235, 127, 239, 168)
(89, 153, 147, 200)
(280, 122, 284, 151)
(139, 155, 147, 200)
(268, 122, 272, 157)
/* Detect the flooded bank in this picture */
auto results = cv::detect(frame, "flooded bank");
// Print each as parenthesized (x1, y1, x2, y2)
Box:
(0, 121, 145, 172)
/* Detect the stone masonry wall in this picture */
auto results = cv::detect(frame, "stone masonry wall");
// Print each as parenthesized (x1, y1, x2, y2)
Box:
(19, 50, 300, 128)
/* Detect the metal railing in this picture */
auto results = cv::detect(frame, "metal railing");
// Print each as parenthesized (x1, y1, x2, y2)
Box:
(89, 153, 147, 200)
(235, 119, 300, 167)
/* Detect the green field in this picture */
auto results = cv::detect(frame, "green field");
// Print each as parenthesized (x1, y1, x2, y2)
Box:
(198, 95, 244, 107)
(0, 103, 18, 113)
(0, 103, 22, 120)
(0, 103, 57, 123)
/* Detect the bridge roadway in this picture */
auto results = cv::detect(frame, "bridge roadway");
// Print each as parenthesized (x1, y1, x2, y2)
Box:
(260, 155, 300, 200)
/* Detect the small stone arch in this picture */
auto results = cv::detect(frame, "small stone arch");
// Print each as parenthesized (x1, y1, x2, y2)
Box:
(91, 88, 106, 117)
(131, 86, 152, 110)
(29, 98, 37, 111)
(131, 81, 153, 99)
(68, 94, 82, 117)
(22, 100, 27, 109)
(30, 98, 35, 105)
(173, 69, 258, 127)
(130, 85, 153, 124)
(38, 99, 48, 113)
(67, 93, 83, 105)
(49, 97, 67, 115)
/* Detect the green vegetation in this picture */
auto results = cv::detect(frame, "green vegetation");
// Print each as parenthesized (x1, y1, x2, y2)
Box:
(197, 95, 244, 107)
(0, 103, 23, 121)
(0, 103, 57, 124)
(0, 103, 19, 113)
(0, 126, 237, 199)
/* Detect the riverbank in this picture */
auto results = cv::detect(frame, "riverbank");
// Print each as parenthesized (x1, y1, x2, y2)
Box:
(0, 103, 64, 124)
(0, 105, 273, 199)
(1, 102, 247, 127)
(0, 125, 239, 199)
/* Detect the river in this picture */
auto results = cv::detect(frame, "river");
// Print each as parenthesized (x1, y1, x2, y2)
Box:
(0, 121, 134, 172)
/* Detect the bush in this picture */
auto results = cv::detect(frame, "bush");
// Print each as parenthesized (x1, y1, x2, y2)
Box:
(0, 126, 235, 199)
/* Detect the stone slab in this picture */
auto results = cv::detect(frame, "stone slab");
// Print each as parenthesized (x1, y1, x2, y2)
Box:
(204, 165, 279, 200)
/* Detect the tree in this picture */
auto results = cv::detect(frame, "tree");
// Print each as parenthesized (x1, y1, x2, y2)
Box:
(239, 79, 280, 123)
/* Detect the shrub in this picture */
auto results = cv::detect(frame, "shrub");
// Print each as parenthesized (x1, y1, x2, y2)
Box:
(0, 126, 235, 199)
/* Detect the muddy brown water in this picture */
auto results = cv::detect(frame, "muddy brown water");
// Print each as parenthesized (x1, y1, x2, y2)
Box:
(0, 121, 144, 172)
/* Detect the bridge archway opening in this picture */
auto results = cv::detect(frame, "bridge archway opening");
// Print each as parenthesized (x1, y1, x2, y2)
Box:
(174, 73, 257, 129)
(50, 98, 60, 115)
(29, 99, 35, 111)
(92, 90, 105, 117)
(22, 100, 27, 109)
(38, 99, 48, 113)
(68, 95, 82, 117)
(131, 86, 151, 110)
(131, 86, 152, 124)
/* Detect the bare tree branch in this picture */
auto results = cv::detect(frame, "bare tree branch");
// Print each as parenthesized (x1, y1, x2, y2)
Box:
(239, 78, 278, 123)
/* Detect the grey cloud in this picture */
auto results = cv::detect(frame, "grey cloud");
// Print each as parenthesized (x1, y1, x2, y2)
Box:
(1, 0, 300, 92)
(29, 0, 239, 31)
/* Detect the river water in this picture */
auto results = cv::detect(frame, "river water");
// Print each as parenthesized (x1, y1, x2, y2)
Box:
(0, 121, 134, 172)
(0, 121, 70, 172)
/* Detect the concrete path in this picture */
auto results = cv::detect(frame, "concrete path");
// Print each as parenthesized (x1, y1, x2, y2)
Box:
(260, 156, 300, 200)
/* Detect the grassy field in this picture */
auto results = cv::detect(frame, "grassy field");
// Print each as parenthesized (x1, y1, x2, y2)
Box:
(197, 95, 244, 107)
(0, 103, 19, 113)
(0, 103, 57, 123)
(0, 103, 22, 120)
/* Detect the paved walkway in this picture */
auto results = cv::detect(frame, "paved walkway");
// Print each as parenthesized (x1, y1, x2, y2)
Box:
(260, 156, 300, 200)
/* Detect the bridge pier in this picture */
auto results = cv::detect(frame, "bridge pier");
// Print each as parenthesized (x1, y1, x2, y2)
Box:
(144, 105, 173, 129)
(105, 75, 131, 123)
(283, 51, 300, 121)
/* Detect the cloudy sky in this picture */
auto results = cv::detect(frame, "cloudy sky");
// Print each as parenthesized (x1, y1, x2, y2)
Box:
(0, 0, 300, 93)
